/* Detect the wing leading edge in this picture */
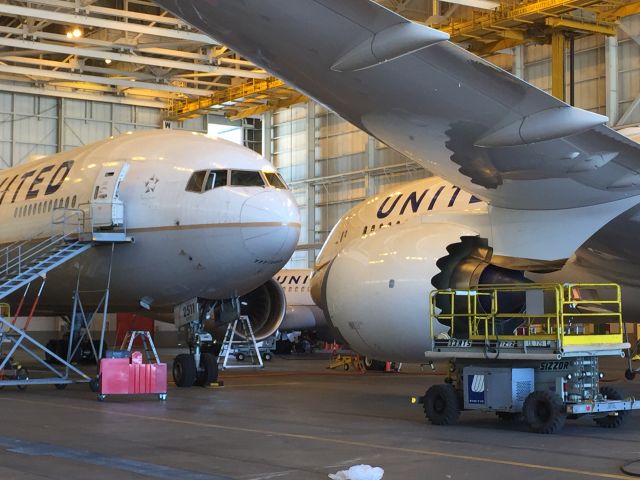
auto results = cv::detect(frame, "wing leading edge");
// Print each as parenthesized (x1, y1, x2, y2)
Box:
(157, 0, 640, 210)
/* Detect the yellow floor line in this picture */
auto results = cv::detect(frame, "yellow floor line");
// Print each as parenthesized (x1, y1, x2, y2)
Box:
(0, 397, 629, 480)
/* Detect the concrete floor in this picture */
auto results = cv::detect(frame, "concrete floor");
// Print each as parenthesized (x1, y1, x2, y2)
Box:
(1, 353, 639, 480)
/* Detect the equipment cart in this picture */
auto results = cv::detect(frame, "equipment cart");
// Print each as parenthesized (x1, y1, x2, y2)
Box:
(414, 283, 640, 433)
(98, 330, 167, 401)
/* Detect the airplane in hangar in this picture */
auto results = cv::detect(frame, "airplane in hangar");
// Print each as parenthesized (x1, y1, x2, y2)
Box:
(0, 129, 300, 387)
(154, 1, 640, 363)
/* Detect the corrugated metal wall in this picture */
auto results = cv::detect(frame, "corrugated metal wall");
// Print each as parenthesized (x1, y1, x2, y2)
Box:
(0, 93, 207, 168)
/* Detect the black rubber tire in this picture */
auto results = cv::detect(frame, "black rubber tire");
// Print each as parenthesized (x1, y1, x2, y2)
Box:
(263, 352, 272, 362)
(194, 353, 219, 387)
(423, 384, 460, 425)
(54, 383, 67, 390)
(364, 357, 386, 371)
(343, 364, 349, 371)
(89, 376, 100, 393)
(625, 369, 636, 381)
(594, 386, 629, 428)
(16, 367, 28, 391)
(236, 353, 245, 362)
(173, 354, 197, 388)
(523, 390, 566, 434)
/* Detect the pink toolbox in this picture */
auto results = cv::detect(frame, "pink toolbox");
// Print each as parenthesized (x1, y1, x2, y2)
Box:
(98, 351, 167, 401)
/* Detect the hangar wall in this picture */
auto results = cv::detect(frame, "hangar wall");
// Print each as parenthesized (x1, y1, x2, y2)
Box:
(0, 93, 207, 169)
(268, 18, 640, 268)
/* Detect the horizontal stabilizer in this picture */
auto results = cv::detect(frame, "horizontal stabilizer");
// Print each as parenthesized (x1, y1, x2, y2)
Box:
(331, 22, 449, 72)
(475, 106, 608, 148)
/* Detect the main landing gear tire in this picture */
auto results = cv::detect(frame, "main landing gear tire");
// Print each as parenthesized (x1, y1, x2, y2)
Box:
(173, 354, 196, 388)
(594, 386, 629, 429)
(423, 384, 460, 425)
(194, 353, 218, 387)
(364, 357, 385, 371)
(523, 390, 566, 434)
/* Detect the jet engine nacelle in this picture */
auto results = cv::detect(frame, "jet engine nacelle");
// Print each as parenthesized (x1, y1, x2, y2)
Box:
(213, 278, 287, 341)
(315, 222, 526, 363)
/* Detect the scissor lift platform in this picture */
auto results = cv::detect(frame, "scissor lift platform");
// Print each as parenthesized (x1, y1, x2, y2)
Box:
(415, 283, 640, 433)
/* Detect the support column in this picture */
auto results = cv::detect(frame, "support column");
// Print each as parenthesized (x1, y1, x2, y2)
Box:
(306, 102, 317, 267)
(513, 45, 524, 79)
(551, 31, 567, 101)
(366, 136, 376, 197)
(262, 110, 272, 162)
(606, 35, 619, 126)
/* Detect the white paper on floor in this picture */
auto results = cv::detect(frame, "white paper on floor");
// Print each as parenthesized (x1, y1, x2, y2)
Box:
(328, 464, 384, 480)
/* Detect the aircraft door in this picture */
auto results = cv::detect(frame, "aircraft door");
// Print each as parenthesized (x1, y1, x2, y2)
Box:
(91, 162, 129, 228)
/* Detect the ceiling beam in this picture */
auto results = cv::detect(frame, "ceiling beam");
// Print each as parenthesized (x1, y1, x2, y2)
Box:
(0, 64, 212, 96)
(0, 82, 165, 108)
(0, 37, 268, 78)
(0, 3, 214, 43)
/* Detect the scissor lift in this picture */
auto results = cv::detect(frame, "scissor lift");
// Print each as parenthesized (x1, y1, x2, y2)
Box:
(415, 283, 640, 433)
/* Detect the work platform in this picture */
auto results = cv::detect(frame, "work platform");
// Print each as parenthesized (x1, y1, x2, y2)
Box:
(427, 283, 629, 360)
(419, 283, 640, 433)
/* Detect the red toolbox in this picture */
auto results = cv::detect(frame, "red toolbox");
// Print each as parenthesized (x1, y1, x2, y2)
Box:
(98, 351, 167, 401)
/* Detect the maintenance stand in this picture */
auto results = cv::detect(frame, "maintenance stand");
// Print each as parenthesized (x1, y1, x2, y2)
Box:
(415, 283, 640, 434)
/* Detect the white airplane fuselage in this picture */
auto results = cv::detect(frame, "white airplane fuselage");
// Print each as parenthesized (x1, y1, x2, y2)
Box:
(312, 175, 640, 362)
(0, 130, 301, 316)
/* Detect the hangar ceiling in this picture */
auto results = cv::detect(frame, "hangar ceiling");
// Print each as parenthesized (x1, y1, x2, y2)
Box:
(0, 0, 639, 120)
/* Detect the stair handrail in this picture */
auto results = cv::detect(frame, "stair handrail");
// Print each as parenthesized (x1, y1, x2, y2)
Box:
(1, 233, 73, 278)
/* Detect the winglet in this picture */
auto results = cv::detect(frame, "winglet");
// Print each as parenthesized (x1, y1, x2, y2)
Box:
(475, 106, 608, 148)
(331, 22, 449, 72)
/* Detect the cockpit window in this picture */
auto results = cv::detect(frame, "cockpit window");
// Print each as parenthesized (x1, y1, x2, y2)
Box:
(230, 170, 265, 187)
(264, 172, 288, 190)
(205, 169, 228, 190)
(186, 170, 207, 193)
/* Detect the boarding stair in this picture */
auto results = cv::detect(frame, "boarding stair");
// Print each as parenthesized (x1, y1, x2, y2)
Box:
(0, 234, 92, 301)
(0, 204, 132, 389)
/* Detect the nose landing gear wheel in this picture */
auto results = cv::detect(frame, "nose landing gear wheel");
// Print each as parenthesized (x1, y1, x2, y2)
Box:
(523, 390, 566, 434)
(423, 384, 460, 425)
(194, 353, 218, 387)
(172, 354, 196, 387)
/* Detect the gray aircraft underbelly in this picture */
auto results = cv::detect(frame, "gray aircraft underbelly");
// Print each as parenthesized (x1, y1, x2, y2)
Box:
(5, 226, 273, 316)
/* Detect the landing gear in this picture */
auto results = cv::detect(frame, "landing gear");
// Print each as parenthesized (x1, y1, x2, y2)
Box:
(363, 356, 385, 371)
(194, 353, 218, 387)
(172, 300, 220, 388)
(173, 353, 196, 387)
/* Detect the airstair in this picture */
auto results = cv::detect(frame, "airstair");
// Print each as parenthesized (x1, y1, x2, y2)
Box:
(0, 201, 132, 389)
(0, 234, 92, 302)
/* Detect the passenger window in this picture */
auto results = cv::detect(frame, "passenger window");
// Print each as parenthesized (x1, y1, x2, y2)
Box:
(71, 195, 77, 208)
(264, 172, 288, 190)
(362, 226, 367, 235)
(186, 170, 207, 193)
(230, 170, 265, 187)
(205, 170, 228, 191)
(64, 197, 70, 208)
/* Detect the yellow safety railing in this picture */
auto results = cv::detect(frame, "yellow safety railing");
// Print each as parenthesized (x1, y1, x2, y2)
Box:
(0, 303, 9, 318)
(429, 283, 623, 348)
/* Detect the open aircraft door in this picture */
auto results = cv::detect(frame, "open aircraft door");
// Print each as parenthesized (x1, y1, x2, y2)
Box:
(91, 162, 129, 228)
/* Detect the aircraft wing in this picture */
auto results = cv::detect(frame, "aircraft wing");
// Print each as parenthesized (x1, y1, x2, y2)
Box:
(157, 0, 640, 210)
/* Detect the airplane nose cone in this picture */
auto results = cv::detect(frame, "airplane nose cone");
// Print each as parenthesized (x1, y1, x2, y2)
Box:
(240, 190, 300, 262)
